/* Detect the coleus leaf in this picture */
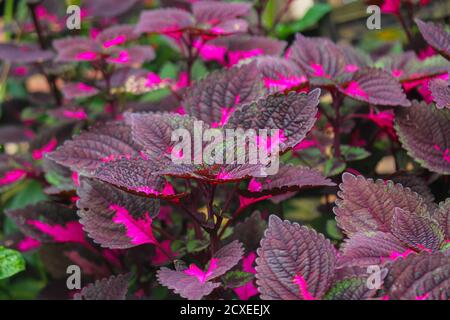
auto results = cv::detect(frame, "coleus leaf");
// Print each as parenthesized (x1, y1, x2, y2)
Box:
(394, 101, 450, 174)
(74, 273, 131, 300)
(333, 173, 429, 235)
(62, 82, 99, 100)
(0, 247, 25, 280)
(227, 89, 320, 153)
(337, 68, 411, 107)
(0, 43, 54, 63)
(48, 122, 142, 175)
(191, 1, 251, 25)
(428, 77, 449, 109)
(415, 19, 450, 60)
(323, 277, 378, 300)
(434, 199, 450, 239)
(5, 202, 85, 245)
(391, 207, 445, 252)
(255, 215, 336, 300)
(231, 211, 267, 253)
(383, 252, 450, 300)
(76, 177, 160, 249)
(182, 62, 265, 126)
(134, 8, 195, 35)
(337, 231, 410, 267)
(391, 173, 435, 205)
(244, 164, 335, 197)
(255, 56, 307, 92)
(157, 241, 243, 300)
(95, 25, 138, 46)
(288, 34, 346, 85)
(53, 37, 100, 62)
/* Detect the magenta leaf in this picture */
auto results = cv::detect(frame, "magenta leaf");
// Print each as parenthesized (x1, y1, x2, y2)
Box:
(428, 77, 449, 109)
(6, 202, 85, 245)
(415, 19, 450, 60)
(255, 215, 336, 300)
(182, 62, 265, 126)
(383, 253, 450, 300)
(74, 273, 131, 300)
(227, 90, 320, 153)
(0, 43, 54, 63)
(243, 164, 334, 197)
(76, 177, 160, 249)
(391, 207, 444, 252)
(333, 173, 429, 235)
(338, 68, 411, 107)
(394, 101, 450, 174)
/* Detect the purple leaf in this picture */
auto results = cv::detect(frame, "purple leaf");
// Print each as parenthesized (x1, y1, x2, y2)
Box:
(74, 274, 131, 300)
(76, 177, 160, 249)
(227, 90, 320, 153)
(135, 8, 194, 35)
(391, 207, 444, 252)
(48, 122, 142, 175)
(191, 1, 251, 24)
(337, 231, 410, 267)
(96, 25, 138, 47)
(62, 82, 99, 100)
(394, 101, 450, 174)
(434, 199, 450, 239)
(415, 19, 450, 60)
(255, 215, 336, 300)
(244, 164, 335, 196)
(0, 43, 54, 63)
(6, 202, 85, 245)
(231, 211, 267, 253)
(428, 77, 450, 109)
(383, 253, 450, 300)
(84, 0, 140, 18)
(333, 173, 429, 235)
(53, 37, 100, 62)
(210, 240, 244, 279)
(182, 62, 265, 126)
(338, 68, 411, 107)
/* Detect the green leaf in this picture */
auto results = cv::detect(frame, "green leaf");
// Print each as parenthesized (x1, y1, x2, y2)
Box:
(276, 3, 331, 39)
(0, 247, 25, 280)
(191, 60, 208, 81)
(323, 277, 365, 300)
(262, 0, 276, 30)
(160, 62, 179, 79)
(341, 145, 371, 162)
(5, 180, 48, 210)
(323, 158, 346, 177)
(326, 219, 343, 240)
(222, 271, 254, 289)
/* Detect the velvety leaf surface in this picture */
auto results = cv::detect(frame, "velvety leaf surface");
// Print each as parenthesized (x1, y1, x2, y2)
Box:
(338, 68, 411, 107)
(74, 273, 131, 300)
(415, 19, 450, 60)
(76, 177, 160, 249)
(333, 173, 429, 235)
(391, 207, 444, 252)
(383, 253, 450, 300)
(394, 101, 450, 174)
(0, 43, 54, 63)
(428, 77, 449, 109)
(255, 215, 336, 300)
(338, 231, 409, 267)
(244, 164, 335, 196)
(182, 62, 265, 126)
(227, 90, 320, 153)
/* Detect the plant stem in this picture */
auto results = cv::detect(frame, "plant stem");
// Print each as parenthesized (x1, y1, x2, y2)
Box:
(332, 90, 343, 158)
(397, 12, 414, 46)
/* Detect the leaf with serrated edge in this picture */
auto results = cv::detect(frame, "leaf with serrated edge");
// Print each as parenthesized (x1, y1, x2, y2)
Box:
(428, 78, 450, 109)
(74, 274, 131, 300)
(256, 215, 336, 300)
(415, 19, 450, 60)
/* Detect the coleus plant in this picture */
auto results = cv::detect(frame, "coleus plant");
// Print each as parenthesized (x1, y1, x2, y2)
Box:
(0, 0, 449, 301)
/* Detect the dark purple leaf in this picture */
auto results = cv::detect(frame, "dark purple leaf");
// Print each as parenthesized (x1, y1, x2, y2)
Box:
(415, 19, 450, 60)
(231, 211, 267, 253)
(391, 207, 444, 252)
(182, 62, 265, 126)
(74, 274, 131, 300)
(434, 199, 450, 240)
(255, 215, 336, 300)
(135, 8, 194, 34)
(0, 43, 54, 63)
(76, 177, 160, 249)
(394, 101, 450, 174)
(62, 82, 99, 100)
(428, 77, 450, 109)
(85, 0, 140, 18)
(338, 68, 411, 107)
(192, 1, 251, 24)
(333, 173, 429, 235)
(227, 90, 320, 153)
(383, 252, 450, 300)
(53, 37, 100, 62)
